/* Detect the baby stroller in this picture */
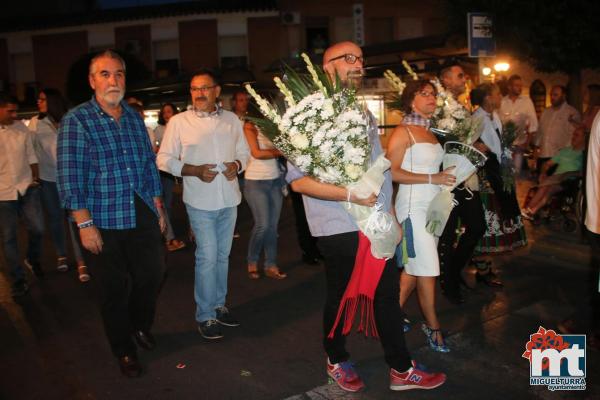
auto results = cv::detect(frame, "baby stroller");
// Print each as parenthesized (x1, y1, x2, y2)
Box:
(523, 176, 583, 232)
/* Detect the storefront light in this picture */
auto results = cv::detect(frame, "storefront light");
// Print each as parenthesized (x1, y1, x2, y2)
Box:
(494, 62, 510, 72)
(482, 67, 492, 76)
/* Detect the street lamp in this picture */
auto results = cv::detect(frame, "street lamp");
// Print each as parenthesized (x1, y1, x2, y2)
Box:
(482, 67, 492, 76)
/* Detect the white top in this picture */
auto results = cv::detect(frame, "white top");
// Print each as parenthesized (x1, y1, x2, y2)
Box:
(474, 107, 503, 160)
(245, 130, 279, 180)
(499, 95, 539, 145)
(536, 102, 581, 158)
(154, 124, 166, 146)
(586, 112, 600, 234)
(30, 116, 59, 182)
(157, 109, 250, 211)
(0, 121, 38, 200)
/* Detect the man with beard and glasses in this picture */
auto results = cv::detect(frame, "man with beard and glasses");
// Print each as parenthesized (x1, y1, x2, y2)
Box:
(157, 69, 250, 341)
(57, 50, 167, 378)
(287, 41, 446, 393)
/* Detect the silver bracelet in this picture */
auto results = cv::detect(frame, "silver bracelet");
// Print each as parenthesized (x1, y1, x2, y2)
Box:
(428, 174, 432, 184)
(77, 219, 94, 229)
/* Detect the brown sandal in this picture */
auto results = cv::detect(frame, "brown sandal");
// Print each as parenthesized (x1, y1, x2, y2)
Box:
(248, 264, 260, 280)
(264, 267, 287, 280)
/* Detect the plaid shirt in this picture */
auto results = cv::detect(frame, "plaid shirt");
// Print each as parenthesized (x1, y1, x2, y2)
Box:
(57, 97, 162, 229)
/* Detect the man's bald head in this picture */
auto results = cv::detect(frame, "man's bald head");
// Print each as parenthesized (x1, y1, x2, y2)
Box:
(322, 41, 364, 82)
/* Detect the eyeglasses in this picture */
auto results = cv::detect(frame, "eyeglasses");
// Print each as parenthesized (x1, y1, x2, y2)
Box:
(326, 53, 365, 65)
(417, 90, 436, 98)
(190, 85, 217, 93)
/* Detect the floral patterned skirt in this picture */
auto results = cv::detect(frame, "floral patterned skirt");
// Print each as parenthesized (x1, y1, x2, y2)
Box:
(475, 173, 527, 255)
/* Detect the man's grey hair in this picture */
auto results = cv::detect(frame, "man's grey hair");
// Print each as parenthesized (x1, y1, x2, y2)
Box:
(89, 49, 126, 75)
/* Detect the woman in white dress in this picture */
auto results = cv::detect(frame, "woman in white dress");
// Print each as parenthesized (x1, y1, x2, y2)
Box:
(386, 80, 456, 352)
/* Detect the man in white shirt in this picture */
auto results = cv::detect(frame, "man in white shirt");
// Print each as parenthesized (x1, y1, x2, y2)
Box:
(536, 85, 581, 170)
(157, 69, 250, 340)
(585, 111, 600, 343)
(0, 92, 45, 297)
(499, 75, 539, 174)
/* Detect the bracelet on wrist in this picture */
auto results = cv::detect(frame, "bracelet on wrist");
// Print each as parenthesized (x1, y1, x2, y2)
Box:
(77, 219, 94, 229)
(428, 174, 432, 184)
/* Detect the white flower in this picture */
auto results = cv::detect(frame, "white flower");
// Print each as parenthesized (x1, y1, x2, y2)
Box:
(295, 154, 312, 170)
(439, 117, 457, 131)
(345, 164, 363, 180)
(290, 134, 310, 149)
(322, 100, 335, 119)
(343, 143, 366, 164)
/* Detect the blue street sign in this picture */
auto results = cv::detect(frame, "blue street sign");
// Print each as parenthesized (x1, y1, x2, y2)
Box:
(468, 13, 496, 57)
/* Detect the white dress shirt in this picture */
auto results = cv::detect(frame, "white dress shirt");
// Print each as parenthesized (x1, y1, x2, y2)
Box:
(536, 102, 581, 158)
(474, 107, 503, 161)
(499, 95, 539, 145)
(30, 116, 59, 182)
(157, 109, 250, 211)
(586, 112, 600, 234)
(0, 121, 38, 200)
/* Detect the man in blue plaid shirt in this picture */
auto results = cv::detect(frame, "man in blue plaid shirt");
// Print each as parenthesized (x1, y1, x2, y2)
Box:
(57, 50, 166, 378)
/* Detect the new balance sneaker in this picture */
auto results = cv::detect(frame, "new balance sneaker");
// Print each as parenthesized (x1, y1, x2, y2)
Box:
(198, 319, 224, 340)
(215, 306, 240, 327)
(389, 361, 446, 391)
(326, 358, 365, 392)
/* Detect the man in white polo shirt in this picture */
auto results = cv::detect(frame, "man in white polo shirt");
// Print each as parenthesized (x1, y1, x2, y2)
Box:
(157, 69, 250, 340)
(499, 74, 539, 174)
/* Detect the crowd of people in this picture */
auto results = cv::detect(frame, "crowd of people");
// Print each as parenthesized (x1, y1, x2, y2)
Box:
(0, 42, 598, 392)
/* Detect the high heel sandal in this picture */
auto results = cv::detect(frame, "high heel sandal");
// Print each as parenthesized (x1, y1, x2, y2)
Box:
(77, 264, 90, 282)
(247, 264, 260, 280)
(264, 267, 287, 280)
(421, 324, 450, 353)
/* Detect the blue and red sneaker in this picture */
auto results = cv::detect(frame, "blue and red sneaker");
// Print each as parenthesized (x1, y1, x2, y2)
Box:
(326, 358, 365, 392)
(389, 360, 446, 391)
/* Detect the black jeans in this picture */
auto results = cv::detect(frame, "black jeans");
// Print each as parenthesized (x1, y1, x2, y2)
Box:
(83, 195, 165, 357)
(290, 188, 320, 258)
(438, 189, 487, 296)
(318, 232, 412, 371)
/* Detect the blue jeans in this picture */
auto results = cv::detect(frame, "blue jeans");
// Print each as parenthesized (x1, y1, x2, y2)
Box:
(161, 172, 176, 241)
(40, 180, 66, 257)
(0, 186, 44, 286)
(243, 178, 283, 267)
(186, 205, 237, 323)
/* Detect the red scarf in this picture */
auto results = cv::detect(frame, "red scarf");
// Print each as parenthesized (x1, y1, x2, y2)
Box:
(328, 231, 387, 338)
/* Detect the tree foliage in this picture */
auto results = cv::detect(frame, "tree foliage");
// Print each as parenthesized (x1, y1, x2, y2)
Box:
(446, 0, 600, 73)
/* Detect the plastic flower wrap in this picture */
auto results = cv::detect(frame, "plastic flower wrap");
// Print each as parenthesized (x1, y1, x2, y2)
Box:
(426, 141, 487, 236)
(246, 54, 399, 259)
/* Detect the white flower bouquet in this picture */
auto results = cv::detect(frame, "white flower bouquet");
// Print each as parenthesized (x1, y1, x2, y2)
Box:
(246, 54, 399, 259)
(424, 79, 487, 236)
(429, 78, 483, 145)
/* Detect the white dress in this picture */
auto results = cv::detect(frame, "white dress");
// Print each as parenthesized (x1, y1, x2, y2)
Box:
(394, 127, 444, 276)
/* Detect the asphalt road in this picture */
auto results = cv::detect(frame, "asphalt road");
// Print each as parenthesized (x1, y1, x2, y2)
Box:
(1, 182, 599, 400)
